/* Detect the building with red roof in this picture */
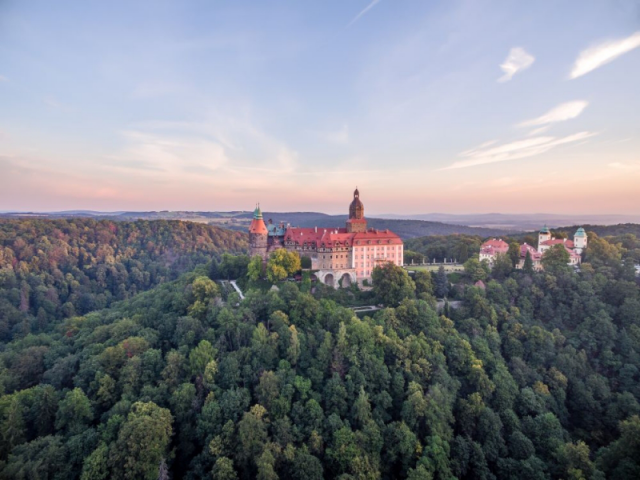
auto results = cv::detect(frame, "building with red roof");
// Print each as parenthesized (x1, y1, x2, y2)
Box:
(536, 226, 585, 266)
(249, 188, 403, 287)
(478, 225, 587, 272)
(517, 243, 543, 270)
(479, 238, 509, 266)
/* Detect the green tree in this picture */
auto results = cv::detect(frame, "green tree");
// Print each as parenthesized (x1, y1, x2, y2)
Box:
(81, 442, 110, 480)
(523, 251, 534, 274)
(597, 415, 640, 478)
(110, 401, 173, 480)
(492, 253, 513, 281)
(541, 244, 570, 272)
(189, 340, 217, 377)
(288, 325, 301, 366)
(372, 262, 416, 307)
(404, 250, 425, 264)
(247, 255, 264, 282)
(192, 275, 219, 302)
(508, 242, 520, 267)
(414, 270, 435, 300)
(463, 258, 488, 283)
(55, 387, 93, 435)
(212, 457, 239, 480)
(435, 265, 449, 298)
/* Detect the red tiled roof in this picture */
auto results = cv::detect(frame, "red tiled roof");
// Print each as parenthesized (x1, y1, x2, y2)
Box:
(540, 238, 575, 248)
(285, 227, 353, 248)
(284, 227, 402, 248)
(520, 243, 542, 261)
(353, 229, 402, 244)
(480, 238, 509, 255)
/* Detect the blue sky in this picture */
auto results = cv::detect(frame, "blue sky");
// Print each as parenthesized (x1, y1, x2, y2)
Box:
(1, 0, 639, 213)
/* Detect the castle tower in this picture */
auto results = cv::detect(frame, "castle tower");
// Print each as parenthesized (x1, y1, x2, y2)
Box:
(346, 187, 367, 233)
(574, 227, 587, 255)
(538, 225, 551, 252)
(249, 204, 268, 260)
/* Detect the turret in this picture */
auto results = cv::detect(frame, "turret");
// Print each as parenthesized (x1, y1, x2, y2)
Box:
(538, 225, 551, 251)
(249, 204, 268, 260)
(574, 227, 587, 254)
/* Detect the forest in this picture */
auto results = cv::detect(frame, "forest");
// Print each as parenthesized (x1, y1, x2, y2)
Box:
(1, 220, 640, 479)
(0, 219, 248, 343)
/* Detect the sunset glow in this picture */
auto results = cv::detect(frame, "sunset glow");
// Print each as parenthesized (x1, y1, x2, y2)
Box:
(1, 1, 639, 214)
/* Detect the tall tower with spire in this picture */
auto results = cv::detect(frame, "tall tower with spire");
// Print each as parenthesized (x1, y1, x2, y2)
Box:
(249, 204, 268, 260)
(346, 187, 367, 233)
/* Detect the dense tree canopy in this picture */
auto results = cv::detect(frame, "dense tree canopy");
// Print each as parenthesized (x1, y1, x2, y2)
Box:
(0, 220, 640, 479)
(0, 218, 247, 344)
(405, 235, 483, 264)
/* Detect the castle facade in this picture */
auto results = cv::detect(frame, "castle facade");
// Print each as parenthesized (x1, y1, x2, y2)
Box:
(249, 188, 404, 287)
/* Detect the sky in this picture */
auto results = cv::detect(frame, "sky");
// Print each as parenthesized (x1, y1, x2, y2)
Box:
(1, 0, 639, 214)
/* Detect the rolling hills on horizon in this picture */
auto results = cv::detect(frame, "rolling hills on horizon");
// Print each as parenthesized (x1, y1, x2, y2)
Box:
(0, 209, 517, 239)
(3, 209, 640, 240)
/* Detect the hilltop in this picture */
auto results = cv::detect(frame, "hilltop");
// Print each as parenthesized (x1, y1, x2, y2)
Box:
(0, 210, 517, 239)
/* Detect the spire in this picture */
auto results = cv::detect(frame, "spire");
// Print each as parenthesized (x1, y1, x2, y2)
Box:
(253, 203, 263, 220)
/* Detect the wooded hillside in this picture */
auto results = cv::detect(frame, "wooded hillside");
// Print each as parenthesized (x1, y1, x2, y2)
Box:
(1, 228, 639, 479)
(0, 219, 248, 343)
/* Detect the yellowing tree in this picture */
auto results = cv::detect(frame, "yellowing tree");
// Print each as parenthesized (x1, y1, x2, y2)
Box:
(266, 249, 301, 283)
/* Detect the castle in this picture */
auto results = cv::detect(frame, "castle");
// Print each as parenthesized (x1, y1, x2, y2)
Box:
(249, 188, 404, 287)
(479, 225, 587, 271)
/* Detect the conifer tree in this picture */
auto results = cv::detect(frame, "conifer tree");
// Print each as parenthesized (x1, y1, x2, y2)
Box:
(523, 251, 534, 274)
(435, 265, 449, 298)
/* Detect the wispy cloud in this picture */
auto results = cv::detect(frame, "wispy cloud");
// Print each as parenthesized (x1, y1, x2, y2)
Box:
(109, 130, 229, 175)
(570, 31, 640, 79)
(527, 126, 550, 136)
(107, 115, 300, 179)
(443, 131, 596, 170)
(518, 101, 588, 127)
(0, 75, 7, 82)
(609, 162, 640, 171)
(498, 47, 535, 83)
(348, 0, 381, 26)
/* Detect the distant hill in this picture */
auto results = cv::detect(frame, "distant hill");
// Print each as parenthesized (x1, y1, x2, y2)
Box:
(272, 214, 514, 239)
(557, 223, 640, 238)
(377, 212, 640, 231)
(0, 210, 516, 239)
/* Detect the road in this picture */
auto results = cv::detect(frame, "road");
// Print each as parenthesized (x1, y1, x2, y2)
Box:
(350, 305, 381, 313)
(229, 280, 245, 300)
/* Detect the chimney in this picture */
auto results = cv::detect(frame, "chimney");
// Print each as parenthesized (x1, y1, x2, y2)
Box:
(315, 226, 317, 233)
